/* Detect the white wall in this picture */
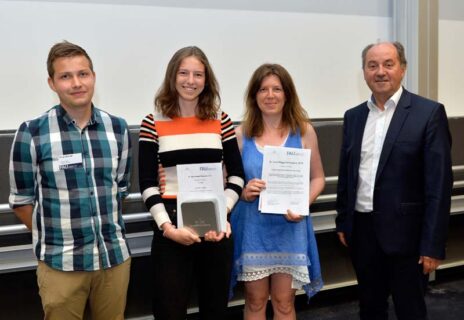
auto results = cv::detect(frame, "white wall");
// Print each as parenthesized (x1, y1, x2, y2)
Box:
(439, 0, 464, 117)
(438, 19, 464, 117)
(0, 1, 391, 129)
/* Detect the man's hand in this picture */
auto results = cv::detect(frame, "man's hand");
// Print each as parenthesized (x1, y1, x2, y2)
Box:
(13, 205, 33, 231)
(337, 232, 348, 247)
(419, 256, 441, 274)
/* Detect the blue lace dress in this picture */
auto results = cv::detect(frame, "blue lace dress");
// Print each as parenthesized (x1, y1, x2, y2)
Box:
(230, 131, 323, 299)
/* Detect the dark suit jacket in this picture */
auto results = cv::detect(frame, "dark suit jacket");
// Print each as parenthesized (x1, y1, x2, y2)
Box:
(335, 89, 453, 259)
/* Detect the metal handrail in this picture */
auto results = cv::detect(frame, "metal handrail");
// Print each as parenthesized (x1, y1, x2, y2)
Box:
(0, 175, 340, 215)
(1, 166, 463, 236)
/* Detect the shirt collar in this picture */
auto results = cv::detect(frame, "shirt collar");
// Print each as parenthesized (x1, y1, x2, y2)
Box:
(56, 104, 100, 126)
(367, 86, 403, 112)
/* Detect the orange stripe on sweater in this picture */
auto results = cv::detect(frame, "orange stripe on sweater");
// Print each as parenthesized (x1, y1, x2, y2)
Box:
(222, 130, 235, 139)
(161, 194, 177, 199)
(139, 131, 155, 139)
(155, 117, 221, 136)
(221, 119, 233, 128)
(142, 121, 156, 130)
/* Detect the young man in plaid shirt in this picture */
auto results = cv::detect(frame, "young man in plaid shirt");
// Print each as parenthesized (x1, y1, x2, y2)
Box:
(9, 41, 132, 320)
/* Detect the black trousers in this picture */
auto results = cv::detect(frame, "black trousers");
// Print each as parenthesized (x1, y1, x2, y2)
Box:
(151, 202, 234, 320)
(350, 212, 429, 320)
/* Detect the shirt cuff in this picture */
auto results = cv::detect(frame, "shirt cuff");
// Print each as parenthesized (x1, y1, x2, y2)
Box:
(149, 203, 171, 230)
(225, 189, 239, 213)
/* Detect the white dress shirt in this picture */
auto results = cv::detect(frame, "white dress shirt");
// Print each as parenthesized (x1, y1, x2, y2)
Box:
(355, 87, 403, 212)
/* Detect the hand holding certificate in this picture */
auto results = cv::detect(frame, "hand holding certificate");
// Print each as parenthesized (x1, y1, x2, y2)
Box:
(259, 146, 311, 215)
(176, 163, 227, 235)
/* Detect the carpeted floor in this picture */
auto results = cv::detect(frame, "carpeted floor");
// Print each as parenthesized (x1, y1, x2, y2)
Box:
(295, 278, 464, 320)
(213, 268, 464, 320)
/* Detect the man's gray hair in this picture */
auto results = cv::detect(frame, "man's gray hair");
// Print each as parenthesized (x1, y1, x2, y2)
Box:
(361, 41, 407, 69)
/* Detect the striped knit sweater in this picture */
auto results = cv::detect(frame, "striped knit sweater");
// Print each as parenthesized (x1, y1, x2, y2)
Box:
(139, 111, 245, 228)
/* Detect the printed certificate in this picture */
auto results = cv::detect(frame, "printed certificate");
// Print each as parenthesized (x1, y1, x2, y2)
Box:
(259, 146, 310, 215)
(176, 163, 227, 233)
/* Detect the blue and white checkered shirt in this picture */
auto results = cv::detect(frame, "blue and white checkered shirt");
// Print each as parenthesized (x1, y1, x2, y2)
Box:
(9, 105, 131, 271)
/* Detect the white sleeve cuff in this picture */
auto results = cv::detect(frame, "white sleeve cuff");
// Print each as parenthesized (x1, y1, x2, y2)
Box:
(225, 189, 239, 212)
(149, 203, 172, 230)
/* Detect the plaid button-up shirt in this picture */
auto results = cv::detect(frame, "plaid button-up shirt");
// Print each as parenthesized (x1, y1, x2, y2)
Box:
(9, 105, 131, 271)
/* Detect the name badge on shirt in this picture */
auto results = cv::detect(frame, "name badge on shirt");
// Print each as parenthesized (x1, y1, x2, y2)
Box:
(57, 153, 83, 170)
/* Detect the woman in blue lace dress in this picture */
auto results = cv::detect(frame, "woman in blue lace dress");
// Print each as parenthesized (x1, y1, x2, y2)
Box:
(230, 63, 325, 319)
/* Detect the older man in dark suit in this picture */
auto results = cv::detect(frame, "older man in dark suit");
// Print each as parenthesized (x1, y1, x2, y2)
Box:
(336, 41, 453, 320)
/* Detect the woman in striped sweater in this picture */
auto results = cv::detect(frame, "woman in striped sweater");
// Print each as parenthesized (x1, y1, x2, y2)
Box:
(138, 46, 244, 320)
